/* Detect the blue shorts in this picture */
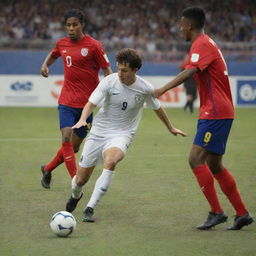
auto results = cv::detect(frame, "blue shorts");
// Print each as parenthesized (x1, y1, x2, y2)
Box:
(58, 104, 93, 139)
(193, 119, 233, 155)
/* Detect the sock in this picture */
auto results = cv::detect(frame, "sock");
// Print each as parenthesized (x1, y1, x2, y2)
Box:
(193, 164, 223, 213)
(214, 168, 248, 216)
(71, 175, 83, 199)
(44, 147, 64, 172)
(86, 169, 114, 209)
(62, 142, 77, 178)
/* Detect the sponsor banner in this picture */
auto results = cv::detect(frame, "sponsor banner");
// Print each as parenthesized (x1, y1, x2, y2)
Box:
(0, 75, 255, 107)
(0, 75, 63, 106)
(236, 80, 256, 105)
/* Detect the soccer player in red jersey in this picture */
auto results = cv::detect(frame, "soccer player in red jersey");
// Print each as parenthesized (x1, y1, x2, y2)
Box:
(40, 9, 112, 189)
(154, 7, 253, 230)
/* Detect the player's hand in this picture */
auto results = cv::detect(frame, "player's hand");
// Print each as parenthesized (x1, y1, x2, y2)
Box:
(72, 120, 87, 129)
(40, 65, 49, 77)
(153, 88, 163, 98)
(170, 127, 187, 137)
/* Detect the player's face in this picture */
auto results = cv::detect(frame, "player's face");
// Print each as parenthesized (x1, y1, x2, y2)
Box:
(180, 17, 192, 41)
(65, 17, 84, 41)
(117, 63, 137, 86)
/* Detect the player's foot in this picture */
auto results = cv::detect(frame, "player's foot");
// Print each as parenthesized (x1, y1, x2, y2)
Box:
(227, 213, 254, 230)
(66, 192, 84, 213)
(196, 211, 228, 230)
(41, 165, 52, 189)
(83, 207, 95, 222)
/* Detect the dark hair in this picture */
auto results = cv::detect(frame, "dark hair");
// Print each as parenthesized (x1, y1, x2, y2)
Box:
(182, 7, 205, 29)
(116, 48, 142, 70)
(64, 9, 85, 24)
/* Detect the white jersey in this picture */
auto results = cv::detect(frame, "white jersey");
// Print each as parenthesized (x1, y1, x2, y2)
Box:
(89, 73, 161, 138)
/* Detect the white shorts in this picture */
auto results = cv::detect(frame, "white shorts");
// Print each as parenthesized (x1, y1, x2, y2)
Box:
(79, 135, 132, 168)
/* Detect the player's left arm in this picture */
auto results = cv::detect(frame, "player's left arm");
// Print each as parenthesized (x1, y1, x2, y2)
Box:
(154, 107, 187, 137)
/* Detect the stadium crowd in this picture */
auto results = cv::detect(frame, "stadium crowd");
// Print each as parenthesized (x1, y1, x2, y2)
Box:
(0, 0, 255, 61)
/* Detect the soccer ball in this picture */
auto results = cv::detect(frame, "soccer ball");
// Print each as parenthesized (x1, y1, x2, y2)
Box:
(50, 211, 76, 237)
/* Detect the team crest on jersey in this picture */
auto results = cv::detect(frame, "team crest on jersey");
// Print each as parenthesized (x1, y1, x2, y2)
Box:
(135, 94, 144, 103)
(81, 48, 88, 56)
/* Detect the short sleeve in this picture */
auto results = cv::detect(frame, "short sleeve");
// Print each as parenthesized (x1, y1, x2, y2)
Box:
(143, 81, 161, 110)
(145, 95, 161, 110)
(50, 42, 61, 59)
(94, 41, 110, 68)
(89, 77, 108, 105)
(185, 42, 215, 71)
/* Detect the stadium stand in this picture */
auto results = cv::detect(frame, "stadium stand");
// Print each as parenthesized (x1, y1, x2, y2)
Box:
(0, 0, 255, 62)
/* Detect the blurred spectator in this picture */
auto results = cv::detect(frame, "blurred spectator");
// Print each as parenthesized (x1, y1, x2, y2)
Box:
(0, 0, 255, 61)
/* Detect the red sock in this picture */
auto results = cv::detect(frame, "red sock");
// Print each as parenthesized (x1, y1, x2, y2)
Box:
(193, 164, 223, 213)
(44, 148, 64, 172)
(62, 142, 77, 178)
(214, 168, 248, 216)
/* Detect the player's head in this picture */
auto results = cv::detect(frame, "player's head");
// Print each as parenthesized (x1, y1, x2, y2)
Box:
(180, 7, 205, 41)
(116, 48, 142, 85)
(64, 9, 85, 41)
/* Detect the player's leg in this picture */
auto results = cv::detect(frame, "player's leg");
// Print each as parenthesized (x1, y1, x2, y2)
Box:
(60, 108, 93, 178)
(207, 154, 254, 230)
(189, 120, 227, 230)
(84, 136, 130, 222)
(186, 94, 193, 113)
(41, 106, 92, 188)
(66, 165, 95, 213)
(189, 145, 227, 230)
(183, 94, 190, 112)
(40, 133, 84, 189)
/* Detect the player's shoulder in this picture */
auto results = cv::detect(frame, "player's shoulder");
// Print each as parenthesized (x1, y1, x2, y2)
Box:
(193, 34, 217, 49)
(101, 73, 119, 85)
(55, 37, 69, 45)
(135, 75, 154, 91)
(84, 34, 103, 47)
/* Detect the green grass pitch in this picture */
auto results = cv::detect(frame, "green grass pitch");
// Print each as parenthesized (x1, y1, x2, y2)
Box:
(0, 107, 255, 256)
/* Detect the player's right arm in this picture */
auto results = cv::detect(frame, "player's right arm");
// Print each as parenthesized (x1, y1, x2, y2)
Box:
(72, 76, 108, 129)
(153, 68, 197, 98)
(40, 52, 58, 77)
(72, 101, 97, 129)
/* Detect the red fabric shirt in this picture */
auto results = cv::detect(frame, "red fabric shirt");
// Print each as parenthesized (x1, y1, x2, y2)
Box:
(185, 34, 234, 119)
(51, 35, 110, 108)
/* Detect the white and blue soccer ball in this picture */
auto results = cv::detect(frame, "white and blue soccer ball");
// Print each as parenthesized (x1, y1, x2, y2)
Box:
(50, 211, 76, 237)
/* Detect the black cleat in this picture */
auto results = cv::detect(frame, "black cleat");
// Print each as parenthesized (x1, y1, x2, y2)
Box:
(41, 165, 52, 189)
(227, 213, 254, 230)
(66, 192, 84, 213)
(83, 207, 95, 222)
(196, 211, 228, 230)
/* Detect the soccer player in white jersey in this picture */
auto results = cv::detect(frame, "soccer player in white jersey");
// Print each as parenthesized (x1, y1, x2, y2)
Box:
(65, 48, 187, 222)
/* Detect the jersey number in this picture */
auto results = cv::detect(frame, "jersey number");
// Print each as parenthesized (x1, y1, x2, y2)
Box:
(203, 132, 212, 143)
(121, 102, 128, 110)
(66, 56, 72, 67)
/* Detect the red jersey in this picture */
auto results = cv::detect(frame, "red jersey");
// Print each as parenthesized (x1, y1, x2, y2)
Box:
(185, 34, 234, 119)
(51, 35, 110, 108)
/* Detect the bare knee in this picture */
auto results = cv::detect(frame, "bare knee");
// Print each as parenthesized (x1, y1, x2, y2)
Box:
(104, 157, 118, 170)
(188, 152, 204, 169)
(62, 136, 71, 143)
(75, 171, 92, 186)
(189, 144, 208, 169)
(206, 155, 224, 174)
